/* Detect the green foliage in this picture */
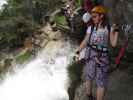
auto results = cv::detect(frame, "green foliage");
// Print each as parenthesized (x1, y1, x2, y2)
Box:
(54, 15, 67, 26)
(0, 16, 37, 49)
(0, 58, 13, 79)
(15, 51, 32, 63)
(75, 0, 82, 8)
(0, 0, 63, 51)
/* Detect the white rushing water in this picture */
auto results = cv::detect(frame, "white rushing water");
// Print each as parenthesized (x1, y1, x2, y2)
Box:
(0, 40, 75, 100)
(0, 0, 7, 9)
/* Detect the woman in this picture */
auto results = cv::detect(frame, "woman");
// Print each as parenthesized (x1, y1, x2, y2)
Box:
(75, 5, 119, 100)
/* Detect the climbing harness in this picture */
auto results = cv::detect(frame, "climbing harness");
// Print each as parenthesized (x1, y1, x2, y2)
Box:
(87, 44, 108, 53)
(85, 23, 111, 68)
(64, 1, 75, 33)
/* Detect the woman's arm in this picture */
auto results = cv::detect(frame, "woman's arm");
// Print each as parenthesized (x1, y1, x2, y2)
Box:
(74, 32, 90, 61)
(110, 31, 119, 47)
(110, 24, 119, 47)
(76, 32, 90, 52)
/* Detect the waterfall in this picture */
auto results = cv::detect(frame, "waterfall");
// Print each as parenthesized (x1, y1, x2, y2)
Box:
(0, 0, 7, 9)
(0, 40, 76, 100)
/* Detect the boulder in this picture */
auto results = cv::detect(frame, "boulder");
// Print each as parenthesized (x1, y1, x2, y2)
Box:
(40, 39, 49, 48)
(48, 30, 62, 40)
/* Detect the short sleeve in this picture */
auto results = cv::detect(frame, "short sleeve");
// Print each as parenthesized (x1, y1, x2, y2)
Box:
(110, 26, 113, 33)
(86, 26, 91, 34)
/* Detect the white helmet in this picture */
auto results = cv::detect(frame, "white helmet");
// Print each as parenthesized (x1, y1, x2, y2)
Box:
(82, 12, 91, 23)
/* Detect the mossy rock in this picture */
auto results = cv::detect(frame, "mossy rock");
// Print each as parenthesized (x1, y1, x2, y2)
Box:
(67, 60, 85, 100)
(67, 60, 85, 84)
(15, 51, 32, 64)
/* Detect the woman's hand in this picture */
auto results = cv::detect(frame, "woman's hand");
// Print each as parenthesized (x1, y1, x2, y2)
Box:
(112, 24, 119, 33)
(95, 57, 102, 65)
(75, 53, 80, 62)
(75, 49, 80, 55)
(74, 49, 80, 62)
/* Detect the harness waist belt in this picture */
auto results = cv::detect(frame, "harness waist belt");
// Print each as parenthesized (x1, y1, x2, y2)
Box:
(87, 44, 108, 53)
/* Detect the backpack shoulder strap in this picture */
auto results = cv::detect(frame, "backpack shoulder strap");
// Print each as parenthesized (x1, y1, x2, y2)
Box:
(88, 24, 94, 45)
(107, 24, 111, 33)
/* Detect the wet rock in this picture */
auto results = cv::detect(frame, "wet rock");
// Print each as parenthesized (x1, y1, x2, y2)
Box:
(4, 58, 13, 68)
(24, 37, 33, 51)
(40, 23, 62, 40)
(0, 60, 5, 69)
(40, 23, 53, 35)
(104, 0, 133, 26)
(0, 57, 14, 74)
(40, 39, 49, 48)
(48, 30, 62, 40)
(74, 83, 88, 100)
(44, 40, 64, 56)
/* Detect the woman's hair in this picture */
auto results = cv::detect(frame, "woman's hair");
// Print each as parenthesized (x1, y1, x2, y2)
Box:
(100, 14, 110, 28)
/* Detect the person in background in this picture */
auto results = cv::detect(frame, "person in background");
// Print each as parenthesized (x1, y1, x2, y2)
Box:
(64, 0, 75, 33)
(82, 0, 104, 12)
(82, 0, 93, 12)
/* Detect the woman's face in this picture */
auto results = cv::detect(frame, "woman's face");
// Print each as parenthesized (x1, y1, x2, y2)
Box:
(91, 13, 102, 24)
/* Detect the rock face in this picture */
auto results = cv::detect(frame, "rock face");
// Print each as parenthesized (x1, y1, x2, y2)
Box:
(23, 22, 63, 53)
(40, 23, 62, 40)
(104, 0, 133, 24)
(74, 83, 90, 100)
